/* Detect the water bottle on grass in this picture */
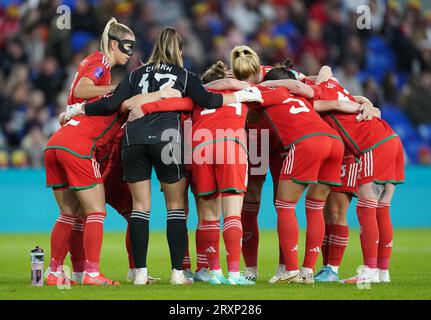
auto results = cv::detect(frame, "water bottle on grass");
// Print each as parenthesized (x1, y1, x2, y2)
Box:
(31, 246, 44, 287)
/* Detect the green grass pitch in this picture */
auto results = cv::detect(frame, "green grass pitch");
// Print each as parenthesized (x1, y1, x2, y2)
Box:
(1, 229, 430, 300)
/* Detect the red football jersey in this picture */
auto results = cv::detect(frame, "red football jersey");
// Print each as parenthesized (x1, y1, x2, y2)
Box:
(68, 51, 111, 105)
(310, 80, 398, 157)
(260, 65, 273, 81)
(46, 114, 123, 162)
(48, 51, 121, 163)
(192, 89, 248, 149)
(192, 86, 290, 138)
(261, 91, 341, 149)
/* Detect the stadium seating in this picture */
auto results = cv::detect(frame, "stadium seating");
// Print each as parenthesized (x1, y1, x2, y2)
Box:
(381, 104, 430, 164)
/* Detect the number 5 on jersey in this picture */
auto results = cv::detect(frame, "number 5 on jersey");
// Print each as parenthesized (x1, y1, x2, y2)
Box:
(283, 98, 310, 114)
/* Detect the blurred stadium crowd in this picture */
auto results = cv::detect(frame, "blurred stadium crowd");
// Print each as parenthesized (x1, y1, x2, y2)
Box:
(1, 0, 431, 168)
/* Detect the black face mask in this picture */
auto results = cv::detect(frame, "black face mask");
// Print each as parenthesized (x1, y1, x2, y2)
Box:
(108, 34, 135, 57)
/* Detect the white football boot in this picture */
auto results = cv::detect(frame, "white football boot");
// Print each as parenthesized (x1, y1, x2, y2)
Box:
(300, 267, 315, 284)
(171, 269, 194, 285)
(378, 269, 391, 283)
(243, 267, 258, 282)
(278, 270, 303, 284)
(133, 268, 148, 285)
(268, 264, 286, 284)
(341, 266, 380, 284)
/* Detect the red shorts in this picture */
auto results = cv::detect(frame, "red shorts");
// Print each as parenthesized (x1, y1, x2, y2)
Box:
(102, 131, 132, 216)
(279, 136, 344, 186)
(192, 139, 248, 197)
(358, 136, 405, 185)
(331, 153, 360, 194)
(184, 165, 197, 197)
(45, 148, 103, 190)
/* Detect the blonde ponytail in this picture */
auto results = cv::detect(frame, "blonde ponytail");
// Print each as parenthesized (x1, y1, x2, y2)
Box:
(100, 17, 134, 59)
(230, 45, 260, 81)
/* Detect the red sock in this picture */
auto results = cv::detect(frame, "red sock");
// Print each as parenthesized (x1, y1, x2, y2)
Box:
(303, 198, 326, 270)
(377, 204, 393, 270)
(278, 244, 284, 265)
(241, 201, 260, 268)
(50, 214, 76, 272)
(357, 198, 379, 268)
(182, 235, 191, 270)
(125, 224, 135, 269)
(84, 212, 106, 274)
(275, 199, 299, 271)
(201, 219, 220, 270)
(223, 216, 243, 273)
(322, 224, 332, 265)
(196, 228, 208, 271)
(69, 219, 85, 273)
(181, 208, 191, 270)
(327, 224, 349, 267)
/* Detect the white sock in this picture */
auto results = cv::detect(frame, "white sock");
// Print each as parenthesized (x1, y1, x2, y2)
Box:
(229, 271, 240, 278)
(301, 267, 313, 275)
(286, 269, 299, 276)
(88, 272, 99, 277)
(136, 267, 148, 275)
(211, 269, 223, 275)
(327, 264, 339, 273)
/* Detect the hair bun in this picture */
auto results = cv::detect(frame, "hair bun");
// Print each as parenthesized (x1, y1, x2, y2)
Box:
(274, 59, 293, 69)
(213, 60, 227, 72)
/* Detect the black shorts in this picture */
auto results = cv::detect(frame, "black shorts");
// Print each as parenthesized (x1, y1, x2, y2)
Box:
(122, 142, 185, 184)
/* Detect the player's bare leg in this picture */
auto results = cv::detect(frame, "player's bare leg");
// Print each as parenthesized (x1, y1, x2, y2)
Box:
(273, 180, 306, 284)
(46, 188, 81, 286)
(316, 191, 352, 282)
(161, 178, 193, 284)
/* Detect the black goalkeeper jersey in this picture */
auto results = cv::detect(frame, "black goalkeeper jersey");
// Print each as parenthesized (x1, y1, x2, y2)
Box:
(84, 62, 223, 145)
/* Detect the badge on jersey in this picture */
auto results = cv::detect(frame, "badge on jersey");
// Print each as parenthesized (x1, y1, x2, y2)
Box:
(94, 66, 104, 80)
